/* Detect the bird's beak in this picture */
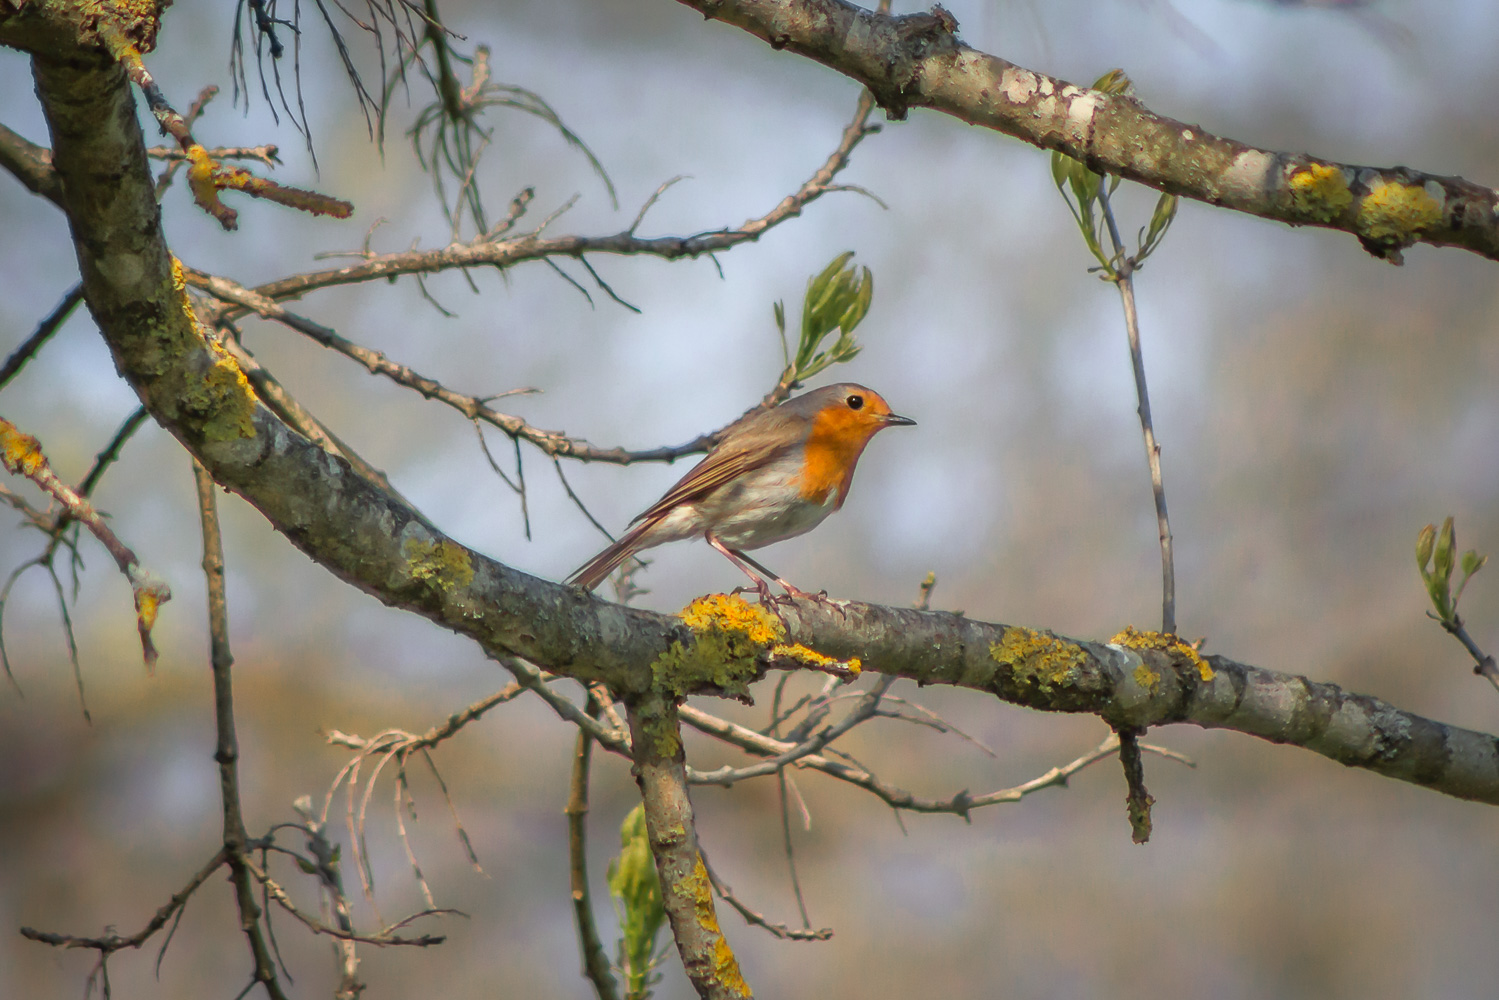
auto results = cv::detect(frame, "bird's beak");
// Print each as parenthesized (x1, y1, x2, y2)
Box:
(883, 413, 916, 427)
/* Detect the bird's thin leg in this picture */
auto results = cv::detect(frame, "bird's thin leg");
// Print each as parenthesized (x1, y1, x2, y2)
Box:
(705, 533, 776, 603)
(727, 548, 820, 600)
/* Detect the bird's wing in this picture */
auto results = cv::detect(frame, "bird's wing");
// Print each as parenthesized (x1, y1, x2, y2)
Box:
(630, 410, 803, 525)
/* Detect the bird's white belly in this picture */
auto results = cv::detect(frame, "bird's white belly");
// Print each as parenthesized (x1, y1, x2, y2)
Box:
(697, 459, 840, 550)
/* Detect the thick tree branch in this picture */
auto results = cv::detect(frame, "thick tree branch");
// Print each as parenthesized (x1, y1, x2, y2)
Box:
(677, 0, 1499, 263)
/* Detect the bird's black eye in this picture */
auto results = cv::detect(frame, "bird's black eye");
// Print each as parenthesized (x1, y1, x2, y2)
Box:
(846, 394, 864, 410)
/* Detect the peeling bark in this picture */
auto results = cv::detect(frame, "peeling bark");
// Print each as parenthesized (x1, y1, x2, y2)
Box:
(676, 0, 1499, 262)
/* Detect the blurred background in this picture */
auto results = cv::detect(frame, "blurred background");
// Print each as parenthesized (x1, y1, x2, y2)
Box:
(3, 0, 1499, 997)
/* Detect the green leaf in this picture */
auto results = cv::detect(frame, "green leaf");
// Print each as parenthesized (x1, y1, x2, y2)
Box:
(1139, 193, 1178, 260)
(1416, 523, 1436, 575)
(1092, 68, 1133, 95)
(782, 253, 876, 383)
(1435, 516, 1456, 585)
(608, 804, 666, 1000)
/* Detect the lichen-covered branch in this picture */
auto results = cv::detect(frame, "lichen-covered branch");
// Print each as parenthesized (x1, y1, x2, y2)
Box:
(676, 0, 1499, 263)
(627, 693, 753, 1000)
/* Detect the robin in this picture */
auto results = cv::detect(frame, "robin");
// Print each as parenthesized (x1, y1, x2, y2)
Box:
(568, 382, 915, 597)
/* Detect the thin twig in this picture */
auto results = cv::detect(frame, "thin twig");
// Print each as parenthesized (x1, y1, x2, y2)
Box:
(1436, 613, 1499, 693)
(1096, 184, 1175, 635)
(776, 770, 813, 930)
(0, 284, 84, 389)
(20, 848, 229, 953)
(41, 406, 150, 566)
(679, 705, 1190, 818)
(565, 696, 621, 1000)
(194, 459, 291, 1000)
(700, 851, 833, 942)
(243, 858, 450, 947)
(1115, 725, 1155, 844)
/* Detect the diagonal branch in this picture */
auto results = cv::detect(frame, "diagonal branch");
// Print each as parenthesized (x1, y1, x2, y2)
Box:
(678, 0, 1499, 263)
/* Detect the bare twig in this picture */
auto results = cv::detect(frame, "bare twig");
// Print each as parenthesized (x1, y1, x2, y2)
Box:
(20, 848, 229, 953)
(325, 682, 526, 755)
(565, 697, 621, 1000)
(1115, 725, 1155, 844)
(242, 858, 450, 947)
(1, 284, 84, 389)
(680, 705, 1189, 818)
(40, 406, 150, 567)
(190, 73, 881, 333)
(1096, 183, 1176, 635)
(776, 770, 813, 930)
(1436, 613, 1499, 693)
(194, 459, 291, 1000)
(700, 851, 833, 942)
(693, 677, 896, 786)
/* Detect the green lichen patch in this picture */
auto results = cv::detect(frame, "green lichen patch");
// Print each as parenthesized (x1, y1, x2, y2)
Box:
(989, 626, 1087, 693)
(1110, 625, 1214, 682)
(402, 537, 476, 591)
(185, 355, 257, 441)
(652, 595, 784, 700)
(1357, 178, 1442, 243)
(1287, 162, 1353, 221)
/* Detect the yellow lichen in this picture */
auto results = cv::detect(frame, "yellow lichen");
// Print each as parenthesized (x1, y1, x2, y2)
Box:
(1133, 663, 1161, 691)
(988, 626, 1087, 693)
(770, 643, 861, 676)
(135, 588, 161, 630)
(1109, 625, 1214, 682)
(0, 419, 45, 477)
(652, 595, 784, 699)
(679, 594, 783, 645)
(1287, 162, 1352, 221)
(186, 356, 257, 441)
(403, 537, 476, 590)
(1357, 178, 1442, 243)
(167, 256, 257, 441)
(677, 854, 751, 998)
(170, 256, 201, 329)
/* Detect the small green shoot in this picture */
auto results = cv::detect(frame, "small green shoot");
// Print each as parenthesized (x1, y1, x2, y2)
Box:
(607, 804, 667, 1000)
(776, 251, 872, 386)
(1416, 516, 1487, 623)
(1050, 69, 1178, 278)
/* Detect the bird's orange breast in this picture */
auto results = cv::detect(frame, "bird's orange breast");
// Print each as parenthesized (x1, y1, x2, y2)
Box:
(794, 407, 880, 506)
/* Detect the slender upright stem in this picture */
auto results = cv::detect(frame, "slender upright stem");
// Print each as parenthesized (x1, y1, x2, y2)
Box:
(1098, 185, 1176, 635)
(567, 698, 621, 1000)
(193, 460, 292, 1000)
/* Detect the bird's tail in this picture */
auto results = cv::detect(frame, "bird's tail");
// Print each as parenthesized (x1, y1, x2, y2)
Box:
(567, 520, 653, 591)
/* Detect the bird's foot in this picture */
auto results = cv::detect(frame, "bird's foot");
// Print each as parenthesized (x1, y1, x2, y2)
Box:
(771, 584, 851, 620)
